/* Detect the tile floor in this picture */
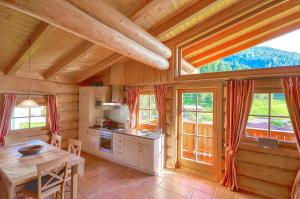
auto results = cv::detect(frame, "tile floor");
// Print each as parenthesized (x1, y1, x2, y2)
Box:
(66, 153, 263, 199)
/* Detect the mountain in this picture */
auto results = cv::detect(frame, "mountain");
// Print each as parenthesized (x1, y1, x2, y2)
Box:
(197, 46, 300, 73)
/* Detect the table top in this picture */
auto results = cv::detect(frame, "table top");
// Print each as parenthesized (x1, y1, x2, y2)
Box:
(0, 140, 85, 186)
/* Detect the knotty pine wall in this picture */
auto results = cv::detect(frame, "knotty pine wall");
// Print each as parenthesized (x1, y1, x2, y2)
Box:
(103, 60, 300, 198)
(0, 75, 79, 148)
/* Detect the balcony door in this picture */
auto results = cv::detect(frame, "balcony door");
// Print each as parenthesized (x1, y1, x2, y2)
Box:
(177, 89, 217, 175)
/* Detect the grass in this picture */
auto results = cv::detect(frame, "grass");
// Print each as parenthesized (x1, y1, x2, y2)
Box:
(20, 122, 46, 128)
(250, 95, 289, 116)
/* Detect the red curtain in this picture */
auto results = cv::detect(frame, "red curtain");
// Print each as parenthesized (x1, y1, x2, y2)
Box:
(126, 87, 139, 128)
(282, 77, 300, 199)
(221, 80, 254, 191)
(154, 85, 167, 132)
(0, 93, 16, 146)
(48, 95, 60, 135)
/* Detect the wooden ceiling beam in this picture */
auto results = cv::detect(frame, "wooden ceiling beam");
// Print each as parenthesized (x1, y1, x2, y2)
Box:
(148, 0, 217, 38)
(75, 0, 216, 82)
(181, 59, 197, 74)
(0, 0, 169, 70)
(184, 0, 298, 59)
(192, 16, 300, 67)
(170, 0, 272, 45)
(76, 53, 125, 83)
(5, 22, 49, 75)
(40, 0, 160, 81)
(69, 0, 171, 59)
(43, 41, 93, 80)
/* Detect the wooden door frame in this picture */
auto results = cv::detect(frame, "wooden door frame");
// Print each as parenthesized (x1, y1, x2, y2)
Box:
(176, 85, 222, 181)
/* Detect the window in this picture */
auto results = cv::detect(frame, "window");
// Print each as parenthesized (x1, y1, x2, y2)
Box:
(10, 106, 46, 130)
(137, 93, 158, 127)
(180, 29, 300, 75)
(179, 92, 214, 165)
(246, 93, 294, 142)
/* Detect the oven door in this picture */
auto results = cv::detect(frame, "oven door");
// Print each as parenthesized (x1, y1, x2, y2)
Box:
(100, 131, 113, 153)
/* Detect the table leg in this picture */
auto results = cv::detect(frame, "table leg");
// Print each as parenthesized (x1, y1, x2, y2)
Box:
(71, 164, 78, 199)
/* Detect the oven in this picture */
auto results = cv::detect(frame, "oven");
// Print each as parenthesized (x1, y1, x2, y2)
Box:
(99, 130, 113, 154)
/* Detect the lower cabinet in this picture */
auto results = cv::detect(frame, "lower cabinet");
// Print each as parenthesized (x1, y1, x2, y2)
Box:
(124, 139, 139, 167)
(122, 134, 162, 175)
(138, 144, 154, 172)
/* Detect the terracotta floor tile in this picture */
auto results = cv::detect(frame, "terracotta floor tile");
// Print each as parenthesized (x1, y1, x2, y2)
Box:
(191, 190, 214, 199)
(60, 153, 258, 199)
(214, 185, 236, 199)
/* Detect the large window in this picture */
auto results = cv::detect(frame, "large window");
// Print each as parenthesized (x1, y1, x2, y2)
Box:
(180, 29, 300, 75)
(10, 106, 46, 130)
(246, 93, 294, 142)
(179, 92, 214, 165)
(137, 93, 158, 127)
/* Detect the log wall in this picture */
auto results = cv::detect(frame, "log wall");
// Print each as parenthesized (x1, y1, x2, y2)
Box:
(0, 75, 79, 149)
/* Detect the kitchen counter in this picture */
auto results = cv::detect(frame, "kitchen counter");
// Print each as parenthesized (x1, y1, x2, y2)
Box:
(89, 127, 162, 140)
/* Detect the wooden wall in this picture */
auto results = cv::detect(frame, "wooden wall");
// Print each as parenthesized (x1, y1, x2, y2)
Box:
(0, 75, 79, 148)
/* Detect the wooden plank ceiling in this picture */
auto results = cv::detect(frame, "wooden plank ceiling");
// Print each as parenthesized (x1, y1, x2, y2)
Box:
(0, 0, 299, 83)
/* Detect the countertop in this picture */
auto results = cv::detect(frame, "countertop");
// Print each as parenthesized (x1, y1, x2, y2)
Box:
(89, 127, 162, 140)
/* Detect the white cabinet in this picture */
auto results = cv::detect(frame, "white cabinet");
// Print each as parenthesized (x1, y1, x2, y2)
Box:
(138, 144, 154, 172)
(87, 129, 99, 154)
(125, 137, 139, 167)
(113, 134, 125, 162)
(79, 86, 110, 152)
(121, 135, 162, 175)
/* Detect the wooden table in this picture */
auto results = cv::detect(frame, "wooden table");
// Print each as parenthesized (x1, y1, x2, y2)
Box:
(0, 140, 85, 199)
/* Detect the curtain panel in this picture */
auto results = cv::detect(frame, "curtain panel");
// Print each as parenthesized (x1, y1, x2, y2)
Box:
(221, 80, 254, 191)
(154, 85, 167, 132)
(48, 95, 60, 135)
(0, 93, 16, 146)
(126, 87, 139, 128)
(282, 77, 300, 199)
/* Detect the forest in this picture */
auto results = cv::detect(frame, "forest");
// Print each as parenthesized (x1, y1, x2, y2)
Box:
(196, 46, 300, 73)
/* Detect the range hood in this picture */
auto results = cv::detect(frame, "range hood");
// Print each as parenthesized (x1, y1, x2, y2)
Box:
(101, 85, 124, 108)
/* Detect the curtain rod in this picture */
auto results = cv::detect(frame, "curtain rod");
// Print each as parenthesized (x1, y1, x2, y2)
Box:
(224, 74, 299, 81)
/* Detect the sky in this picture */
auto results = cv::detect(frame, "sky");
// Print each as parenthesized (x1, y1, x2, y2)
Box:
(258, 28, 300, 53)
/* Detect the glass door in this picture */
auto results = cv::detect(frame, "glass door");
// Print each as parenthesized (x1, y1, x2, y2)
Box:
(178, 89, 216, 171)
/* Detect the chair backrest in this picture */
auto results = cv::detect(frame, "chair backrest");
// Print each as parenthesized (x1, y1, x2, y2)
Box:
(68, 139, 82, 157)
(37, 157, 68, 199)
(50, 134, 62, 149)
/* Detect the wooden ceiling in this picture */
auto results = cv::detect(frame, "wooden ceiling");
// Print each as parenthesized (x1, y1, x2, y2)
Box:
(0, 0, 299, 84)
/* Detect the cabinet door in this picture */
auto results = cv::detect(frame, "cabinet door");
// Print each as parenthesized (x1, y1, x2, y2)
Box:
(125, 140, 139, 167)
(138, 144, 154, 172)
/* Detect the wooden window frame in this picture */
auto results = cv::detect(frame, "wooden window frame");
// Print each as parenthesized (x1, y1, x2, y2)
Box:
(135, 91, 157, 130)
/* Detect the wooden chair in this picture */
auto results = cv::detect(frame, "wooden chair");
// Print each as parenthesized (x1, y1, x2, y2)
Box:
(50, 134, 62, 149)
(21, 157, 68, 199)
(67, 139, 82, 157)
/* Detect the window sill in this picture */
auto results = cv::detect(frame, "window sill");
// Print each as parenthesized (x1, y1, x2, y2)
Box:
(135, 125, 157, 131)
(240, 139, 299, 158)
(9, 128, 48, 135)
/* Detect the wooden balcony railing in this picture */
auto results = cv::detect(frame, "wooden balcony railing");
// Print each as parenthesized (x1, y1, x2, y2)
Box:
(181, 122, 295, 165)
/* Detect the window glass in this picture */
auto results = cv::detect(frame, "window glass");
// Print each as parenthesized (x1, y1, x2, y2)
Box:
(10, 106, 46, 130)
(137, 94, 158, 126)
(246, 93, 294, 142)
(180, 91, 214, 165)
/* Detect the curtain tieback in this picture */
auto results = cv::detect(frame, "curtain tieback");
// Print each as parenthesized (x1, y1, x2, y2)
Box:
(225, 145, 235, 157)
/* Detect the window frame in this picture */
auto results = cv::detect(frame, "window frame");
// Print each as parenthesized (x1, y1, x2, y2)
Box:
(245, 90, 295, 145)
(136, 91, 158, 130)
(10, 105, 48, 132)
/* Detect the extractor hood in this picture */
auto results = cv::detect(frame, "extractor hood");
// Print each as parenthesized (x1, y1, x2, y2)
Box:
(101, 85, 124, 108)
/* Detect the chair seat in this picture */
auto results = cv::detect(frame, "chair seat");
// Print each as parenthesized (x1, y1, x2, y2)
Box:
(24, 176, 52, 193)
